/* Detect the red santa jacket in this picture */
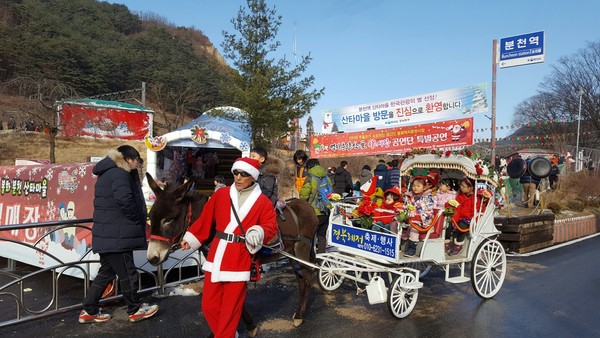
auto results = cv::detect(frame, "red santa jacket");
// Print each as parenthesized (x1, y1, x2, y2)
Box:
(373, 201, 402, 224)
(452, 192, 475, 223)
(183, 184, 277, 282)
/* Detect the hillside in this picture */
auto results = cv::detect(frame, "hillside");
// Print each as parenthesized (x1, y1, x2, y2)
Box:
(0, 0, 233, 115)
(0, 132, 145, 166)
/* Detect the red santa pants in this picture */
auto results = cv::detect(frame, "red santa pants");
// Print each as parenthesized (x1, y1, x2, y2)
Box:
(202, 272, 247, 338)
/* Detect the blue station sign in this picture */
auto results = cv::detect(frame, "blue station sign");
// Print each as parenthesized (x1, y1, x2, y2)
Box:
(498, 31, 545, 68)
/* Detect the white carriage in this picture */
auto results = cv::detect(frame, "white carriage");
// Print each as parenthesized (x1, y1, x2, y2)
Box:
(316, 153, 507, 318)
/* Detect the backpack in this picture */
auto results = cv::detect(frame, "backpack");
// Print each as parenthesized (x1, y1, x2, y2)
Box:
(310, 175, 333, 214)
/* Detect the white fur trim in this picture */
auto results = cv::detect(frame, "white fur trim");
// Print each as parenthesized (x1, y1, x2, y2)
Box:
(231, 160, 260, 180)
(202, 261, 251, 282)
(182, 232, 202, 251)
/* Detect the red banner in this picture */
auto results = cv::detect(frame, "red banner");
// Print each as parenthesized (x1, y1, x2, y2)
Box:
(310, 118, 473, 158)
(60, 103, 150, 141)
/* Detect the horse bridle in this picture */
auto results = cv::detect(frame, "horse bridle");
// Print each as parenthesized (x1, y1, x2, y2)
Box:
(149, 202, 193, 253)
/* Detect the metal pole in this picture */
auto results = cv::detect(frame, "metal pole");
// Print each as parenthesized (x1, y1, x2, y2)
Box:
(575, 88, 583, 171)
(141, 82, 146, 107)
(491, 39, 498, 167)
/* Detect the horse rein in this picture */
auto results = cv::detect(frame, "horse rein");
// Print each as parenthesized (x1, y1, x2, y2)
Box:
(149, 202, 193, 253)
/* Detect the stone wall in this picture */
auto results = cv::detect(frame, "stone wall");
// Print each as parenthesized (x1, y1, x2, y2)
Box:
(553, 215, 600, 244)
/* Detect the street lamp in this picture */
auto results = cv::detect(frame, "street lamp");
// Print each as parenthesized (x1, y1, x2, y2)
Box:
(575, 88, 584, 171)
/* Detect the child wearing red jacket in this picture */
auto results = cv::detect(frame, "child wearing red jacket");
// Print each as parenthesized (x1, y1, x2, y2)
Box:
(446, 177, 475, 256)
(372, 186, 403, 233)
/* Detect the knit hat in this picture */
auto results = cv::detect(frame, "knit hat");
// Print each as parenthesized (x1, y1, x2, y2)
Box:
(384, 186, 402, 198)
(426, 171, 440, 187)
(231, 157, 261, 180)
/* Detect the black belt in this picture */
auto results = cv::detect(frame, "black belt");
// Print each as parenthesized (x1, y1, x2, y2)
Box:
(215, 231, 245, 243)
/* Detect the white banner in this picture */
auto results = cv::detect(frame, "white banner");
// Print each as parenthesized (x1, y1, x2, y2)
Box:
(322, 83, 488, 133)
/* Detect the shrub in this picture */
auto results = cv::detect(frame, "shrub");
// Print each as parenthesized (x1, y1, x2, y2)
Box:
(567, 199, 585, 212)
(546, 201, 562, 214)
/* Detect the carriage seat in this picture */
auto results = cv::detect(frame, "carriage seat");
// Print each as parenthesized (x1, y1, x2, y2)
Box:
(418, 209, 445, 240)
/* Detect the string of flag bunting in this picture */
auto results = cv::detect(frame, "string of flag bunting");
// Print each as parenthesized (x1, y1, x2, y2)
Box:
(473, 118, 578, 133)
(474, 131, 596, 143)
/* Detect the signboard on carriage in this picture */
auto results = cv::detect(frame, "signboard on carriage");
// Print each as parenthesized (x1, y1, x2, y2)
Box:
(321, 83, 487, 133)
(330, 223, 398, 260)
(311, 117, 474, 158)
(58, 99, 154, 141)
(0, 163, 97, 276)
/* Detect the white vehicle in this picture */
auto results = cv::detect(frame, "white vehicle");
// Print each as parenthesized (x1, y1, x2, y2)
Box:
(316, 153, 506, 318)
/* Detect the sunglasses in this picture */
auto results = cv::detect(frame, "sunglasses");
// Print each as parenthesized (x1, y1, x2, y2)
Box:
(232, 170, 251, 178)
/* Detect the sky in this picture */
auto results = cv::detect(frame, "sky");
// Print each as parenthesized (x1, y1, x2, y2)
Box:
(109, 0, 600, 139)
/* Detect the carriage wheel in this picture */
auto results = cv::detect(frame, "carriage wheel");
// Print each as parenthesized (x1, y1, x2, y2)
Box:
(318, 258, 345, 291)
(387, 273, 419, 319)
(470, 239, 506, 299)
(405, 262, 432, 278)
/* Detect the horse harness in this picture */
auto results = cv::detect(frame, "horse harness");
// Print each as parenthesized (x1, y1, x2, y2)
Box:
(280, 204, 312, 245)
(149, 202, 193, 253)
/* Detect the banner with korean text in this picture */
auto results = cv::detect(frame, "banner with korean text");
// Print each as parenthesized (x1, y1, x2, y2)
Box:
(311, 118, 474, 158)
(321, 83, 487, 133)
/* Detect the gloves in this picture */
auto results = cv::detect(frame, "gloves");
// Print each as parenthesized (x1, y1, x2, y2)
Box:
(245, 229, 263, 254)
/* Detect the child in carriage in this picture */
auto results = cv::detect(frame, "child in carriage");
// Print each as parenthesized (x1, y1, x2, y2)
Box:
(433, 179, 457, 209)
(372, 186, 403, 234)
(402, 176, 436, 257)
(446, 177, 475, 255)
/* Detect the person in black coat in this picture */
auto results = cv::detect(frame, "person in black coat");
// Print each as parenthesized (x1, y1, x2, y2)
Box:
(386, 159, 400, 190)
(333, 160, 353, 196)
(80, 145, 158, 324)
(373, 159, 388, 190)
(519, 158, 541, 208)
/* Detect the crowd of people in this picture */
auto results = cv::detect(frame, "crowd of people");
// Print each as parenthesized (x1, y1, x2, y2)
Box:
(84, 146, 576, 336)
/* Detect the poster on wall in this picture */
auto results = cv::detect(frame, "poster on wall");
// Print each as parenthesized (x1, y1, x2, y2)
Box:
(59, 99, 153, 141)
(0, 163, 98, 277)
(311, 118, 474, 158)
(322, 84, 487, 133)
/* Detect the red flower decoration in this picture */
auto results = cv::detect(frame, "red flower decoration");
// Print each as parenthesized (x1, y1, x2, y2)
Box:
(475, 163, 483, 175)
(445, 150, 452, 157)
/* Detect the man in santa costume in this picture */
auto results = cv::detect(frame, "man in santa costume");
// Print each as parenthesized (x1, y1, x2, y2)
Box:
(180, 157, 278, 338)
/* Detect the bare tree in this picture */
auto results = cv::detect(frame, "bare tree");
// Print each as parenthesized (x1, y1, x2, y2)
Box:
(146, 82, 202, 133)
(514, 40, 600, 149)
(1, 77, 78, 163)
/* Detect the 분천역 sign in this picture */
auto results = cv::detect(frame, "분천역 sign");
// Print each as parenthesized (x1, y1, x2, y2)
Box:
(498, 31, 545, 68)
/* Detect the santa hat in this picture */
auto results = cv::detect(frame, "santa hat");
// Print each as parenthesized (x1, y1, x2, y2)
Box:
(231, 157, 261, 180)
(360, 175, 378, 197)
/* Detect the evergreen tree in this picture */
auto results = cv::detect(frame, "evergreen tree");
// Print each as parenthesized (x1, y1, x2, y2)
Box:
(221, 0, 324, 147)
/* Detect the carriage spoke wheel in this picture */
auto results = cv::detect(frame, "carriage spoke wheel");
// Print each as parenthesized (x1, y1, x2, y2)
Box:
(387, 273, 418, 319)
(318, 258, 345, 291)
(470, 239, 506, 299)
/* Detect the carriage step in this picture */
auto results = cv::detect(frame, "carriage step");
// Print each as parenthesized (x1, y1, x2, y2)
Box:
(445, 276, 470, 284)
(403, 281, 424, 289)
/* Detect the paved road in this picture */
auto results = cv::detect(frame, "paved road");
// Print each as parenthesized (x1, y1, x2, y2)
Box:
(2, 235, 599, 337)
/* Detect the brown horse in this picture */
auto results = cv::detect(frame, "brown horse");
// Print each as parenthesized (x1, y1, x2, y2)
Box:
(145, 173, 319, 330)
